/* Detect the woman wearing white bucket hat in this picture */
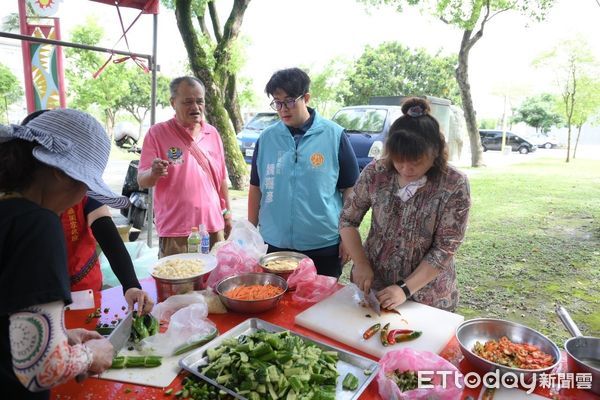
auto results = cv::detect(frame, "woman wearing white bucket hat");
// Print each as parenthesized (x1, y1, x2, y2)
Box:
(0, 109, 127, 399)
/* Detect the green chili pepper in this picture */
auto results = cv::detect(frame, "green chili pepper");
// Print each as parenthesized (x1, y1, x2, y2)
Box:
(394, 330, 422, 343)
(362, 323, 381, 340)
(380, 323, 390, 346)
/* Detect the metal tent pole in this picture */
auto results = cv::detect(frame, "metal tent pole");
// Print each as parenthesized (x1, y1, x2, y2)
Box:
(146, 12, 158, 248)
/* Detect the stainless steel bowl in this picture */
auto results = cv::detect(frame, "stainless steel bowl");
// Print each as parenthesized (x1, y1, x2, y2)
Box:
(152, 275, 205, 302)
(216, 272, 288, 314)
(456, 318, 561, 381)
(151, 254, 217, 302)
(259, 251, 307, 278)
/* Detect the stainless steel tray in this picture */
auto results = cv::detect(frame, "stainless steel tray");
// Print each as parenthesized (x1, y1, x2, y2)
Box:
(179, 318, 379, 400)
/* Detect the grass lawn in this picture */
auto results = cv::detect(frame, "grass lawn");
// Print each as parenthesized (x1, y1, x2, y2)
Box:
(339, 157, 600, 345)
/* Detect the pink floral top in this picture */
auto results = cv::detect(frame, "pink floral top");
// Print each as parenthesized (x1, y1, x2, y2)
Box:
(339, 160, 471, 311)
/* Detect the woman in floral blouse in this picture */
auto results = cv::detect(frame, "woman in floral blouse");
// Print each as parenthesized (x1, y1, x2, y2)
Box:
(339, 97, 471, 312)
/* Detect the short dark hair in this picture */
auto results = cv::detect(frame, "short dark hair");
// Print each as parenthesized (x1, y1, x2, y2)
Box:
(265, 68, 310, 98)
(382, 97, 448, 178)
(169, 76, 205, 99)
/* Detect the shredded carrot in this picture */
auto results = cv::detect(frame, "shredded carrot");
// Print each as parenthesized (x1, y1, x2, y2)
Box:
(224, 284, 284, 300)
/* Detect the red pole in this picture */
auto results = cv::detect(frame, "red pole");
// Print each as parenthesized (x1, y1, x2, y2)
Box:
(53, 17, 67, 108)
(18, 0, 35, 113)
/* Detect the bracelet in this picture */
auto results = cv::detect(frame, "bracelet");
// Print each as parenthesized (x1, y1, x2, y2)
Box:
(222, 209, 232, 219)
(396, 279, 412, 299)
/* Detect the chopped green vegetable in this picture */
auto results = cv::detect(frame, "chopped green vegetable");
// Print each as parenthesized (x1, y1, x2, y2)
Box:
(130, 312, 159, 343)
(179, 376, 230, 399)
(95, 326, 115, 336)
(173, 328, 218, 356)
(387, 369, 420, 392)
(195, 329, 340, 399)
(110, 355, 162, 369)
(342, 372, 359, 390)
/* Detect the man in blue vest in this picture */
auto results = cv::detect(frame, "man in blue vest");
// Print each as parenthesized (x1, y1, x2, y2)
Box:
(248, 68, 359, 278)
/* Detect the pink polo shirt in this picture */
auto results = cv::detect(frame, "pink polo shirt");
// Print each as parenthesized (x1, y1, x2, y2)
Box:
(139, 118, 228, 237)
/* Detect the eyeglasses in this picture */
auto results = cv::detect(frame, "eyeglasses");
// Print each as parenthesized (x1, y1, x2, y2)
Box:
(269, 94, 304, 111)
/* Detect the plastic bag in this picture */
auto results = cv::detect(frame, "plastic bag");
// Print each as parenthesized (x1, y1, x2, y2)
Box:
(226, 220, 268, 260)
(151, 289, 226, 322)
(206, 241, 263, 288)
(100, 241, 157, 288)
(151, 292, 205, 322)
(141, 302, 217, 357)
(377, 348, 463, 400)
(197, 288, 227, 314)
(287, 258, 338, 304)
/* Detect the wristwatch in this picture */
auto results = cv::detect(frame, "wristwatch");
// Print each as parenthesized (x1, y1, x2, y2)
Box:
(396, 279, 412, 299)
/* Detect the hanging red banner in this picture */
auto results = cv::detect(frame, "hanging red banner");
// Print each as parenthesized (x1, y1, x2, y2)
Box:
(89, 0, 159, 14)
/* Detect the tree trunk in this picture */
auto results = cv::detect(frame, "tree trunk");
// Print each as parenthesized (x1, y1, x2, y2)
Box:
(104, 108, 115, 139)
(563, 92, 575, 163)
(573, 124, 582, 159)
(456, 29, 484, 167)
(224, 73, 244, 134)
(175, 0, 248, 190)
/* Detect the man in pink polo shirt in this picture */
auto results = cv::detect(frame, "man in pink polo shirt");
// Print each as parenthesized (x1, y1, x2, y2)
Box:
(138, 76, 232, 258)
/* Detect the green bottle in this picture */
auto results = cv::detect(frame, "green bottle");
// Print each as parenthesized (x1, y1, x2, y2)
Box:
(187, 227, 200, 253)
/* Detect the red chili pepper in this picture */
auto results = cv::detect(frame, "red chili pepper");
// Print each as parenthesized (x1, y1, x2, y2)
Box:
(362, 323, 381, 340)
(380, 323, 391, 346)
(387, 329, 414, 344)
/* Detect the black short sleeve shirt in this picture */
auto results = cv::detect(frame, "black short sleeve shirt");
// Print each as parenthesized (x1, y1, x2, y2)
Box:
(0, 198, 72, 399)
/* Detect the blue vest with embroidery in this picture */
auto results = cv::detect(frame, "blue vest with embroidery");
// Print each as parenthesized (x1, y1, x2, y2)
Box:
(256, 112, 343, 250)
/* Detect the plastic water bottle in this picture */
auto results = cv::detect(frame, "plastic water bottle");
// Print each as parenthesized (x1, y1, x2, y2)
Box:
(187, 227, 200, 253)
(199, 224, 210, 254)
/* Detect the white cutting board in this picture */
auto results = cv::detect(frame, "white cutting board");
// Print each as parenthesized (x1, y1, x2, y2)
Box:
(295, 285, 464, 358)
(94, 347, 181, 388)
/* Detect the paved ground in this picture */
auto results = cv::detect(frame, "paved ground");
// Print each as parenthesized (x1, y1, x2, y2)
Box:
(104, 145, 598, 249)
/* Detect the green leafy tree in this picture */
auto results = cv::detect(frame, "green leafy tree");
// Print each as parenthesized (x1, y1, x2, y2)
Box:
(167, 0, 250, 189)
(305, 58, 351, 118)
(478, 118, 498, 130)
(534, 37, 598, 162)
(236, 76, 259, 112)
(511, 93, 563, 133)
(65, 20, 129, 136)
(1, 3, 35, 32)
(570, 75, 600, 159)
(0, 63, 23, 123)
(359, 0, 555, 167)
(341, 42, 460, 106)
(116, 68, 171, 137)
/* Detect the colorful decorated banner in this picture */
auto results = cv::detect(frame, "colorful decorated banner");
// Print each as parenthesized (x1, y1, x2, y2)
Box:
(24, 21, 65, 111)
(27, 0, 63, 17)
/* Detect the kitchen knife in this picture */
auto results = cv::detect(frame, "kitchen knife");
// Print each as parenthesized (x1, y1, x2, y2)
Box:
(107, 311, 133, 356)
(366, 289, 381, 316)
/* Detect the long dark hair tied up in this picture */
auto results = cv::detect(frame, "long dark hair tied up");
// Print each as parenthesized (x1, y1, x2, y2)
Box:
(382, 97, 448, 178)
